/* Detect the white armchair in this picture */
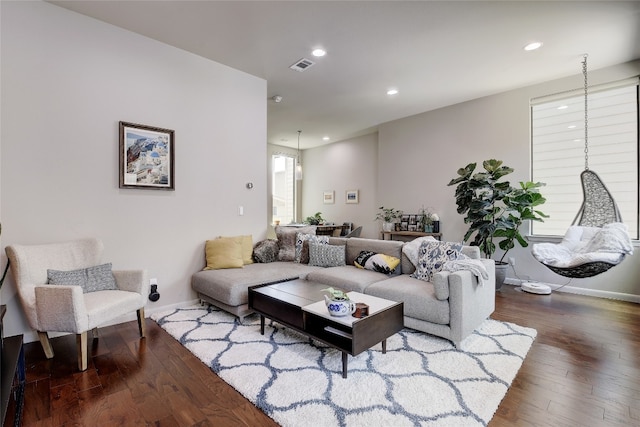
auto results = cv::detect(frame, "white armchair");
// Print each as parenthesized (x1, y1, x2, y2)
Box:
(6, 238, 149, 371)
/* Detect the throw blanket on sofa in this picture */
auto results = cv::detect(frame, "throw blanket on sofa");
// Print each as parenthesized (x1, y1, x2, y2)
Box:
(532, 222, 633, 268)
(443, 258, 489, 285)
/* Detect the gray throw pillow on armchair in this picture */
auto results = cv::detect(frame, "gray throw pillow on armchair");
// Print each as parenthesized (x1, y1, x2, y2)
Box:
(47, 263, 118, 293)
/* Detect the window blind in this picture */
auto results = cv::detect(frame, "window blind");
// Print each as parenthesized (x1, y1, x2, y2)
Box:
(531, 78, 639, 239)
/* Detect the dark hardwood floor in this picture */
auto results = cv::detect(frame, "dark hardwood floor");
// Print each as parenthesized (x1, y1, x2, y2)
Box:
(5, 285, 640, 426)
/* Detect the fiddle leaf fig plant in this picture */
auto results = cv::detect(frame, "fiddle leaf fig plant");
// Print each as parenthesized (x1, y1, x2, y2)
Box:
(448, 159, 548, 262)
(494, 181, 548, 262)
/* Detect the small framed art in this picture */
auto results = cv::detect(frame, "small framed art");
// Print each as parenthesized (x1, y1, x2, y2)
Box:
(323, 191, 335, 204)
(345, 190, 359, 204)
(119, 121, 175, 190)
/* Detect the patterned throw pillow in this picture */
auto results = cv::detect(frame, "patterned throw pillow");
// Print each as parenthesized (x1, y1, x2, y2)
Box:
(308, 243, 346, 267)
(354, 251, 401, 274)
(295, 233, 330, 263)
(412, 241, 463, 282)
(47, 263, 118, 293)
(252, 239, 279, 263)
(402, 236, 438, 267)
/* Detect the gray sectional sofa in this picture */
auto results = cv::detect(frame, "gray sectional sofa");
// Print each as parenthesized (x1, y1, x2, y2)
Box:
(192, 237, 495, 347)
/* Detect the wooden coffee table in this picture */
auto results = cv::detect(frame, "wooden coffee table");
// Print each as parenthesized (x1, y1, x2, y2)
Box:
(248, 278, 403, 378)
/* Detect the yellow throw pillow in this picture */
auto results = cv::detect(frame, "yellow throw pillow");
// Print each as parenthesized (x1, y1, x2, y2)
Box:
(215, 235, 254, 265)
(204, 238, 243, 270)
(239, 235, 254, 265)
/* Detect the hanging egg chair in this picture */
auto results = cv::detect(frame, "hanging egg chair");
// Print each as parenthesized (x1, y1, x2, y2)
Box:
(532, 55, 633, 279)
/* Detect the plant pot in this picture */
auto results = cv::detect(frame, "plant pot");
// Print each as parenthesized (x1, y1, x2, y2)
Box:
(424, 224, 434, 233)
(382, 222, 395, 232)
(494, 261, 508, 291)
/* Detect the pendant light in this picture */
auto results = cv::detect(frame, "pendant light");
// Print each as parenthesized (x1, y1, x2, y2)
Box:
(295, 130, 303, 180)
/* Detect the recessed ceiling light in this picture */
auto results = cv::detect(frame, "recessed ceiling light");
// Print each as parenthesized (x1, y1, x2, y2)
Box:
(322, 136, 330, 141)
(557, 105, 568, 110)
(568, 125, 577, 129)
(524, 41, 543, 51)
(312, 48, 326, 57)
(387, 89, 399, 96)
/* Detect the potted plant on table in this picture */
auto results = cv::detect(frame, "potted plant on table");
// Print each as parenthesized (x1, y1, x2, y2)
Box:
(447, 159, 548, 290)
(418, 206, 439, 232)
(375, 206, 403, 232)
(304, 212, 325, 225)
(322, 287, 356, 317)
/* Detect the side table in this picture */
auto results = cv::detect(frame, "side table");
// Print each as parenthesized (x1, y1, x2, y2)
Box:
(1, 305, 25, 427)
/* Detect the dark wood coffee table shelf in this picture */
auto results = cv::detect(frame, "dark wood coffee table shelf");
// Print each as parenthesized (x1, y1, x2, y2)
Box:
(248, 279, 403, 378)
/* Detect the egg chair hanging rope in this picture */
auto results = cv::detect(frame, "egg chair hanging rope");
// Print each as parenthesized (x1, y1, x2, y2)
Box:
(582, 54, 589, 172)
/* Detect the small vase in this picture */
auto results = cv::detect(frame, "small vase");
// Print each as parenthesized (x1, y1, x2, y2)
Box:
(424, 224, 434, 233)
(382, 222, 394, 232)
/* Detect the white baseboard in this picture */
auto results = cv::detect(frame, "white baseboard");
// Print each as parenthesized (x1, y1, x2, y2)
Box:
(503, 280, 640, 304)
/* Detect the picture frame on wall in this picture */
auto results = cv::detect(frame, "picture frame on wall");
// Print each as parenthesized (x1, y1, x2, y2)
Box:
(345, 190, 359, 204)
(119, 121, 175, 190)
(323, 191, 335, 204)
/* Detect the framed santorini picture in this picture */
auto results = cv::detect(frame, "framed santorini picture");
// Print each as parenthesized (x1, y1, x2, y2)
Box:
(345, 189, 359, 204)
(119, 121, 175, 190)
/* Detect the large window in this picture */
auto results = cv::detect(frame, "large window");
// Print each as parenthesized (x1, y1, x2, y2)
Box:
(272, 154, 295, 225)
(531, 78, 639, 239)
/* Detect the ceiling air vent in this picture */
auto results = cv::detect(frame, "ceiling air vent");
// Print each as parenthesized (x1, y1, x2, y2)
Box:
(289, 58, 315, 72)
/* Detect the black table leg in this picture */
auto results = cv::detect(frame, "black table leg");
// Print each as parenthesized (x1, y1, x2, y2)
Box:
(260, 315, 265, 335)
(342, 352, 348, 378)
(382, 339, 387, 354)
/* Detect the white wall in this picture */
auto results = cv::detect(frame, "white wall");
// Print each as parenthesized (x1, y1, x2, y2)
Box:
(302, 133, 379, 239)
(0, 1, 267, 339)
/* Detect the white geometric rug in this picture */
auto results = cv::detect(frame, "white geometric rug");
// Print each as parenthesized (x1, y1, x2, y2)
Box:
(151, 305, 536, 427)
